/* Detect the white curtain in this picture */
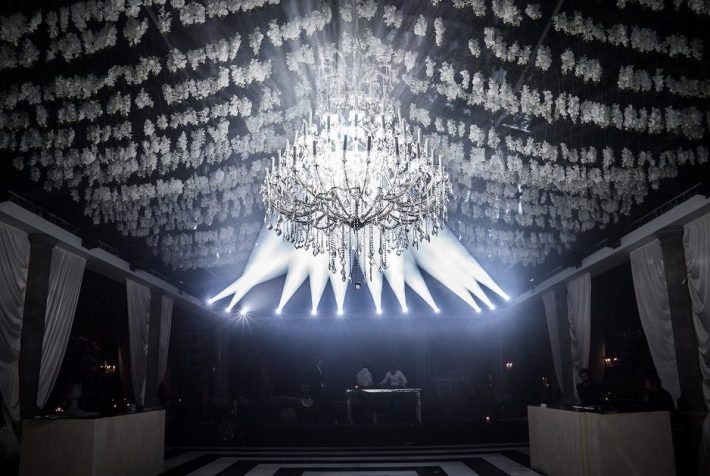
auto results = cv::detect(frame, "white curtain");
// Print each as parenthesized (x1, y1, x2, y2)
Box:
(630, 240, 681, 401)
(0, 223, 29, 422)
(683, 213, 710, 474)
(542, 290, 563, 392)
(567, 273, 592, 391)
(126, 279, 150, 406)
(157, 296, 173, 385)
(37, 248, 86, 408)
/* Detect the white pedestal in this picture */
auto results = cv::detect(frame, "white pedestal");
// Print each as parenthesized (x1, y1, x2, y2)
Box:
(528, 406, 675, 476)
(20, 410, 164, 476)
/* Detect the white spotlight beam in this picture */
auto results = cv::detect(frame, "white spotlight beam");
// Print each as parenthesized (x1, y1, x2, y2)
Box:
(211, 228, 291, 309)
(402, 251, 438, 311)
(412, 245, 483, 313)
(277, 250, 311, 310)
(224, 252, 292, 311)
(418, 238, 496, 309)
(308, 253, 330, 312)
(359, 259, 383, 312)
(464, 280, 496, 309)
(211, 224, 507, 316)
(438, 228, 510, 300)
(329, 252, 350, 313)
(382, 252, 407, 311)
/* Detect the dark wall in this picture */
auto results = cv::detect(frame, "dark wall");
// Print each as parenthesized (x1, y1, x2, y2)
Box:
(591, 260, 655, 400)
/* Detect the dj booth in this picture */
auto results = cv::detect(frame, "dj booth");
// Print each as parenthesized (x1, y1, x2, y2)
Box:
(345, 388, 422, 424)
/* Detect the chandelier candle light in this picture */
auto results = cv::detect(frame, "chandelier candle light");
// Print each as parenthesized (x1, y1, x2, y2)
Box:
(262, 50, 451, 284)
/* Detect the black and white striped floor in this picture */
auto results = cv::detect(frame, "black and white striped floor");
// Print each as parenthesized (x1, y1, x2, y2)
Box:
(161, 443, 539, 475)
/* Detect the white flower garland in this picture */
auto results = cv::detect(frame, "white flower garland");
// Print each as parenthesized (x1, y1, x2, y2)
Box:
(560, 49, 603, 83)
(414, 15, 428, 37)
(390, 39, 707, 139)
(122, 17, 149, 47)
(535, 45, 552, 71)
(0, 11, 43, 45)
(0, 0, 278, 73)
(0, 40, 40, 70)
(157, 7, 173, 33)
(617, 0, 664, 11)
(491, 0, 524, 26)
(525, 3, 543, 19)
(0, 127, 76, 152)
(434, 18, 445, 47)
(167, 94, 253, 129)
(383, 5, 403, 29)
(286, 44, 315, 71)
(435, 0, 486, 17)
(0, 56, 161, 113)
(483, 27, 531, 65)
(553, 11, 703, 61)
(676, 0, 710, 16)
(167, 34, 241, 72)
(249, 29, 264, 55)
(617, 0, 710, 15)
(162, 59, 271, 105)
(618, 65, 710, 98)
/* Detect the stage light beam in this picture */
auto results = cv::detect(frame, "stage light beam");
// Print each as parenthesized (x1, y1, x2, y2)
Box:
(210, 225, 509, 316)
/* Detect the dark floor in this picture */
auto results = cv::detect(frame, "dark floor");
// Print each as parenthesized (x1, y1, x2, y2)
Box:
(161, 443, 536, 475)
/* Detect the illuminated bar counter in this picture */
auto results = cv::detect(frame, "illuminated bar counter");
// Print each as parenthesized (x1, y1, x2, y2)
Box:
(528, 405, 675, 476)
(346, 388, 422, 424)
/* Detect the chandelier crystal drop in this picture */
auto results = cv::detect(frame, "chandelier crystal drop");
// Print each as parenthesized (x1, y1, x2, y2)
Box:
(262, 48, 451, 283)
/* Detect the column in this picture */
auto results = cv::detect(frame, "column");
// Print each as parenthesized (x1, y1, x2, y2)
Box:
(211, 323, 231, 407)
(413, 327, 429, 391)
(658, 226, 707, 476)
(18, 234, 57, 418)
(143, 289, 162, 408)
(657, 226, 706, 414)
(554, 284, 576, 404)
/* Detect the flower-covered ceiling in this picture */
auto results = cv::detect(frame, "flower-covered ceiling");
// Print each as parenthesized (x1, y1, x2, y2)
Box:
(1, 0, 709, 297)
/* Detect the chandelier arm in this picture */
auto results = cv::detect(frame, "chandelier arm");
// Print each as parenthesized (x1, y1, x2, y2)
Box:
(358, 187, 383, 222)
(331, 192, 357, 224)
(311, 190, 349, 225)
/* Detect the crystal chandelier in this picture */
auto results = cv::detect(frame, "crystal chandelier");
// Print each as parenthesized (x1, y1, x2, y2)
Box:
(262, 46, 451, 284)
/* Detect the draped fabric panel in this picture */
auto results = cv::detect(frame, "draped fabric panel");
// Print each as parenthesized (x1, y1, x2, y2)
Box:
(630, 240, 681, 401)
(126, 279, 151, 406)
(37, 248, 86, 408)
(542, 290, 563, 392)
(567, 273, 592, 391)
(683, 213, 710, 474)
(157, 296, 173, 385)
(0, 223, 29, 422)
(684, 213, 710, 406)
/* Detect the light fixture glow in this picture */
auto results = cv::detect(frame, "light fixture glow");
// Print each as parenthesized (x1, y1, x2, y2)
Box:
(275, 308, 282, 315)
(209, 226, 508, 316)
(262, 46, 451, 285)
(310, 309, 317, 316)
